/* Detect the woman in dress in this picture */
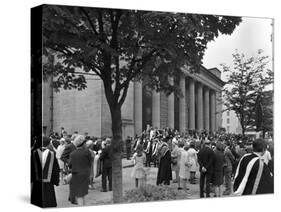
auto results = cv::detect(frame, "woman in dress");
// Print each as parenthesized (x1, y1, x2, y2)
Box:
(178, 141, 188, 190)
(186, 141, 199, 184)
(171, 138, 181, 186)
(213, 142, 225, 197)
(131, 144, 146, 187)
(85, 139, 95, 189)
(53, 138, 66, 184)
(156, 138, 172, 186)
(69, 135, 92, 206)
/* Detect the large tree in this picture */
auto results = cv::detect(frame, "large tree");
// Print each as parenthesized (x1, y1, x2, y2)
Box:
(42, 5, 241, 202)
(222, 50, 273, 136)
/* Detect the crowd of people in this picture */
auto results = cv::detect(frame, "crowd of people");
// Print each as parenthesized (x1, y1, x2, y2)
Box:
(129, 126, 273, 198)
(31, 128, 114, 207)
(31, 126, 274, 208)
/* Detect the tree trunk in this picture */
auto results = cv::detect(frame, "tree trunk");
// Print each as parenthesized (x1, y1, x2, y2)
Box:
(110, 105, 123, 203)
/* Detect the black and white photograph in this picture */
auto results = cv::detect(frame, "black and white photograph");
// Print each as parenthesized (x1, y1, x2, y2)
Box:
(29, 1, 275, 209)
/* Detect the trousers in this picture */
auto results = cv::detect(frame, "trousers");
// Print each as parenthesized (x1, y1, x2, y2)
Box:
(102, 167, 112, 191)
(200, 171, 212, 197)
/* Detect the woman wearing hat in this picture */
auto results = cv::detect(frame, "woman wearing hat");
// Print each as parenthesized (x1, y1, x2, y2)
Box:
(69, 135, 92, 206)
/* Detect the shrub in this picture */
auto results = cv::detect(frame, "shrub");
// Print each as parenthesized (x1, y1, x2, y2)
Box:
(123, 184, 186, 203)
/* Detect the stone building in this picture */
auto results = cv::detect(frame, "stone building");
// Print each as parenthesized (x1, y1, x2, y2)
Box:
(222, 109, 242, 134)
(43, 65, 224, 139)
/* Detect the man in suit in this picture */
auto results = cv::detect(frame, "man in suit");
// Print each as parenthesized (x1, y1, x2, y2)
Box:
(233, 138, 273, 195)
(99, 138, 112, 192)
(197, 139, 215, 198)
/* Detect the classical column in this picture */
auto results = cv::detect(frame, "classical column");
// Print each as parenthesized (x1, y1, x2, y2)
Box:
(179, 76, 186, 133)
(167, 77, 174, 128)
(152, 89, 160, 128)
(189, 78, 195, 130)
(134, 81, 142, 135)
(197, 83, 203, 131)
(210, 90, 216, 132)
(204, 87, 210, 131)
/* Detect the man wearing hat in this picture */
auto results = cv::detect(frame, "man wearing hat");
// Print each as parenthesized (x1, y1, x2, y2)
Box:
(197, 139, 215, 198)
(233, 138, 273, 195)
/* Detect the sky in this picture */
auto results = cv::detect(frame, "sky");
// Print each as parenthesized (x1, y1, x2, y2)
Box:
(203, 17, 273, 81)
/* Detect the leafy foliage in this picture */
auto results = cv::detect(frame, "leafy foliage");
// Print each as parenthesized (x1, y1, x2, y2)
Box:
(123, 184, 189, 202)
(222, 50, 273, 135)
(42, 5, 241, 107)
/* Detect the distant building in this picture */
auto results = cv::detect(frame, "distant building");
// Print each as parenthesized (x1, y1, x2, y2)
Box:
(43, 65, 224, 139)
(222, 109, 242, 134)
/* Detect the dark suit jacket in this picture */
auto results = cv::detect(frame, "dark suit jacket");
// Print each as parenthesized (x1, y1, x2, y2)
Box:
(99, 146, 112, 169)
(60, 143, 76, 164)
(69, 148, 91, 173)
(198, 146, 215, 173)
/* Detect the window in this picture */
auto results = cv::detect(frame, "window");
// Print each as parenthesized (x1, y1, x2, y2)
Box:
(227, 118, 230, 124)
(227, 126, 230, 132)
(227, 111, 230, 116)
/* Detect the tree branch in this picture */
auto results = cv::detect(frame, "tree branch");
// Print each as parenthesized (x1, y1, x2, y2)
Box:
(46, 46, 103, 78)
(118, 82, 129, 107)
(79, 7, 98, 35)
(121, 49, 157, 88)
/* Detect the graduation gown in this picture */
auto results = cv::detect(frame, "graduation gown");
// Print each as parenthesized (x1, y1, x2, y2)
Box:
(31, 148, 60, 208)
(233, 153, 273, 195)
(156, 144, 172, 185)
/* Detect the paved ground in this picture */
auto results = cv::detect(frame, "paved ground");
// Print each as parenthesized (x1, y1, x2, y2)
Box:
(55, 159, 230, 208)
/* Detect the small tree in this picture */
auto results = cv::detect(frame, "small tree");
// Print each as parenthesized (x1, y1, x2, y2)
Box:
(42, 5, 241, 202)
(222, 50, 273, 135)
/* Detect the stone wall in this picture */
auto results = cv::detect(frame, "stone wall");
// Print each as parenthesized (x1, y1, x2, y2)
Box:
(52, 77, 102, 137)
(42, 79, 53, 134)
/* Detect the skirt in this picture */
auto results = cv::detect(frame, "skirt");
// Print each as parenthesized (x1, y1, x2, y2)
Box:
(70, 171, 90, 198)
(213, 171, 223, 186)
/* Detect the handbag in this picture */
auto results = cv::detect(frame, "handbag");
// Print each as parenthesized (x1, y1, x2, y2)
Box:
(171, 156, 177, 165)
(63, 173, 72, 184)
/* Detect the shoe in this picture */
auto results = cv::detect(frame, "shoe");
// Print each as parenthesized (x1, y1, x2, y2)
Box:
(178, 187, 183, 190)
(109, 188, 112, 191)
(100, 189, 107, 192)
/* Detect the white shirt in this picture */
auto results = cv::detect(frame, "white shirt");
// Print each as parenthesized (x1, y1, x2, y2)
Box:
(261, 150, 272, 165)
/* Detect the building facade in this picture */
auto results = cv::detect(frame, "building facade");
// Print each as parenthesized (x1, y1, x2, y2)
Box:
(43, 65, 224, 139)
(222, 109, 242, 134)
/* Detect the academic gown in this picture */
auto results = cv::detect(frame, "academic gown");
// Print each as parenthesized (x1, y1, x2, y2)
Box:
(156, 150, 172, 185)
(233, 153, 273, 195)
(31, 148, 60, 208)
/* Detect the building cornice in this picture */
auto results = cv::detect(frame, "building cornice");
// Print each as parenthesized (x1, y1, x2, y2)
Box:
(181, 65, 225, 92)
